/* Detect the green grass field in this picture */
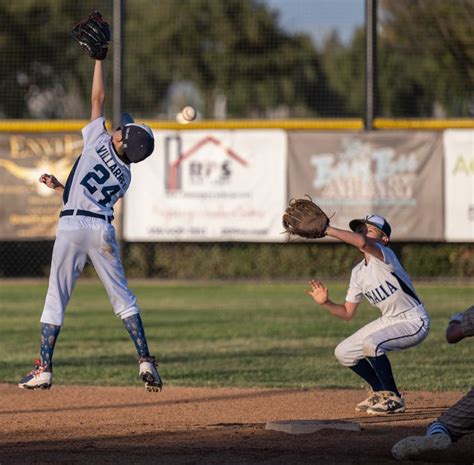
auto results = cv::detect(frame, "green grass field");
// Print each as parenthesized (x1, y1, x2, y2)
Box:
(0, 280, 472, 391)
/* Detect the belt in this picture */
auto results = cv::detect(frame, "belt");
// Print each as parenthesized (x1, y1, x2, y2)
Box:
(60, 209, 114, 223)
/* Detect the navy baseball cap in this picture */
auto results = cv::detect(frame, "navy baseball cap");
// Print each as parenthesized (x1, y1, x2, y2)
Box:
(120, 112, 155, 163)
(349, 214, 392, 238)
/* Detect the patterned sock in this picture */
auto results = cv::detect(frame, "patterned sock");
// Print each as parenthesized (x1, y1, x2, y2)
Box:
(427, 421, 450, 437)
(366, 354, 401, 397)
(40, 323, 61, 370)
(349, 359, 383, 391)
(122, 314, 151, 358)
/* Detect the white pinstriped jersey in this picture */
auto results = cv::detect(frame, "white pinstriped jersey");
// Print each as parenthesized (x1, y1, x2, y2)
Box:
(345, 243, 427, 318)
(62, 117, 131, 216)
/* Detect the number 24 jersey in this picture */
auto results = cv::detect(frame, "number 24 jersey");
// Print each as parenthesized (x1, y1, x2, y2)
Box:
(62, 117, 131, 217)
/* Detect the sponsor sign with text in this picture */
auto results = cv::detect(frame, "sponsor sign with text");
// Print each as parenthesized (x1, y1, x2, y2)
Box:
(444, 129, 474, 241)
(288, 132, 444, 240)
(0, 133, 81, 239)
(124, 130, 287, 241)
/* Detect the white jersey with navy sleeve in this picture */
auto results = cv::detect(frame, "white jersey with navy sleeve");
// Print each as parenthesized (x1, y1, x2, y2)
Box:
(40, 117, 139, 328)
(334, 242, 430, 366)
(62, 117, 131, 217)
(346, 243, 426, 318)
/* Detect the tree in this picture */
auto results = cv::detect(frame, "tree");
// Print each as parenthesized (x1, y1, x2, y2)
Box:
(319, 30, 365, 117)
(320, 0, 474, 118)
(0, 0, 113, 118)
(0, 0, 343, 119)
(124, 0, 340, 118)
(379, 0, 474, 116)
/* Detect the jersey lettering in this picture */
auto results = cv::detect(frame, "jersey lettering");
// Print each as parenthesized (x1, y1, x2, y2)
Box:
(97, 145, 127, 187)
(80, 164, 109, 194)
(386, 280, 398, 294)
(80, 164, 120, 207)
(374, 288, 384, 301)
(98, 184, 121, 206)
(364, 280, 398, 305)
(379, 284, 391, 298)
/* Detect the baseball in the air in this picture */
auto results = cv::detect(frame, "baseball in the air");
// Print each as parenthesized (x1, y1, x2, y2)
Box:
(181, 106, 197, 122)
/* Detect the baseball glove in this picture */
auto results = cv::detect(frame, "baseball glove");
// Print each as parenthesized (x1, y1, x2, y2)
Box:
(282, 196, 330, 239)
(71, 11, 111, 60)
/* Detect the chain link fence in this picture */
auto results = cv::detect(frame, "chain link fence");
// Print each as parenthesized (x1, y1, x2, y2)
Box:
(0, 0, 473, 278)
(1, 0, 472, 120)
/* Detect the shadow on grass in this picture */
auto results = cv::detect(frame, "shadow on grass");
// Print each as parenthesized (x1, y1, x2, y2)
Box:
(5, 346, 336, 368)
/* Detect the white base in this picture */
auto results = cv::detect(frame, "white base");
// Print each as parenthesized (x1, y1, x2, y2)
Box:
(265, 419, 361, 435)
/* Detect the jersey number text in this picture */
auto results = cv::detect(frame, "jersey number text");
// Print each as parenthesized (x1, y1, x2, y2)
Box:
(80, 164, 120, 206)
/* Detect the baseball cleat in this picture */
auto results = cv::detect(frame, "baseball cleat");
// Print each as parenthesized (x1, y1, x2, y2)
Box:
(139, 355, 163, 392)
(355, 390, 383, 412)
(366, 391, 405, 415)
(18, 359, 52, 390)
(391, 433, 451, 459)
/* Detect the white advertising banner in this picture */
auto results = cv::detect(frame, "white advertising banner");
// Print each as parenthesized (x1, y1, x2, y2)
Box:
(124, 130, 287, 241)
(444, 129, 474, 242)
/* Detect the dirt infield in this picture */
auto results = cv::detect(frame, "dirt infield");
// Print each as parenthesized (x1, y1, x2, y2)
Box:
(0, 384, 472, 465)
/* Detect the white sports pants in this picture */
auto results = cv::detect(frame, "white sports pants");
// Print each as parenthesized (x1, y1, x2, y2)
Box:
(41, 216, 140, 326)
(334, 305, 430, 366)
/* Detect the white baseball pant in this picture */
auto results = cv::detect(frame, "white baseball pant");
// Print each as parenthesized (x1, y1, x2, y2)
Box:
(41, 216, 140, 326)
(335, 305, 430, 366)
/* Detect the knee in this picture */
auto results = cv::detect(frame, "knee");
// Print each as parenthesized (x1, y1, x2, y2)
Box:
(334, 342, 352, 367)
(362, 338, 378, 358)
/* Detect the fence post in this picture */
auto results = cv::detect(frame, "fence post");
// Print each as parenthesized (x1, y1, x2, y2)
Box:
(113, 0, 125, 129)
(365, 0, 377, 130)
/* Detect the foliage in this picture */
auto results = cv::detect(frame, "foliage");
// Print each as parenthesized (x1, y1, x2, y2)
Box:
(122, 242, 474, 280)
(319, 0, 474, 117)
(379, 0, 474, 116)
(0, 0, 472, 118)
(0, 0, 113, 118)
(0, 0, 336, 119)
(125, 0, 340, 118)
(1, 241, 473, 279)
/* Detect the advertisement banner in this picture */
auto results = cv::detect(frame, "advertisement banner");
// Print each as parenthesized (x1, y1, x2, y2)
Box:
(444, 129, 474, 242)
(0, 133, 81, 239)
(288, 131, 444, 240)
(124, 130, 287, 241)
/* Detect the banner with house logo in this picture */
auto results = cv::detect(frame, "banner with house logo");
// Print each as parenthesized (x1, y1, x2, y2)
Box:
(288, 131, 444, 241)
(0, 133, 81, 239)
(124, 130, 288, 241)
(443, 129, 474, 241)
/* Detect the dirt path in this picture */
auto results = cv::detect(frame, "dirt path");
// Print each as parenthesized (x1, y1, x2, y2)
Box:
(0, 384, 471, 465)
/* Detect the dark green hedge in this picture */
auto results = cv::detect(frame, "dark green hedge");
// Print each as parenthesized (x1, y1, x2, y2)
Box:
(1, 241, 472, 278)
(122, 242, 474, 280)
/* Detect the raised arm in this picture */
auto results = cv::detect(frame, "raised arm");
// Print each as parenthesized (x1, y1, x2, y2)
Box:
(325, 226, 384, 261)
(90, 60, 106, 121)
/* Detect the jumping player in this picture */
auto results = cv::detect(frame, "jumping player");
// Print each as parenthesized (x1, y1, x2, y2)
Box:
(18, 57, 163, 392)
(306, 215, 430, 415)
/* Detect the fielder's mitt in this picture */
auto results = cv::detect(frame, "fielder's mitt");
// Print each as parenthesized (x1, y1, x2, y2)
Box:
(71, 11, 111, 60)
(282, 196, 330, 239)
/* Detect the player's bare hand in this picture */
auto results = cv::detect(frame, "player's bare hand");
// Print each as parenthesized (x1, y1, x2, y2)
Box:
(39, 174, 61, 190)
(305, 280, 329, 305)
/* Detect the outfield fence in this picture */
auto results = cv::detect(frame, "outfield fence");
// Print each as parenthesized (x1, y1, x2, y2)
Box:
(0, 1, 473, 278)
(1, 0, 473, 122)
